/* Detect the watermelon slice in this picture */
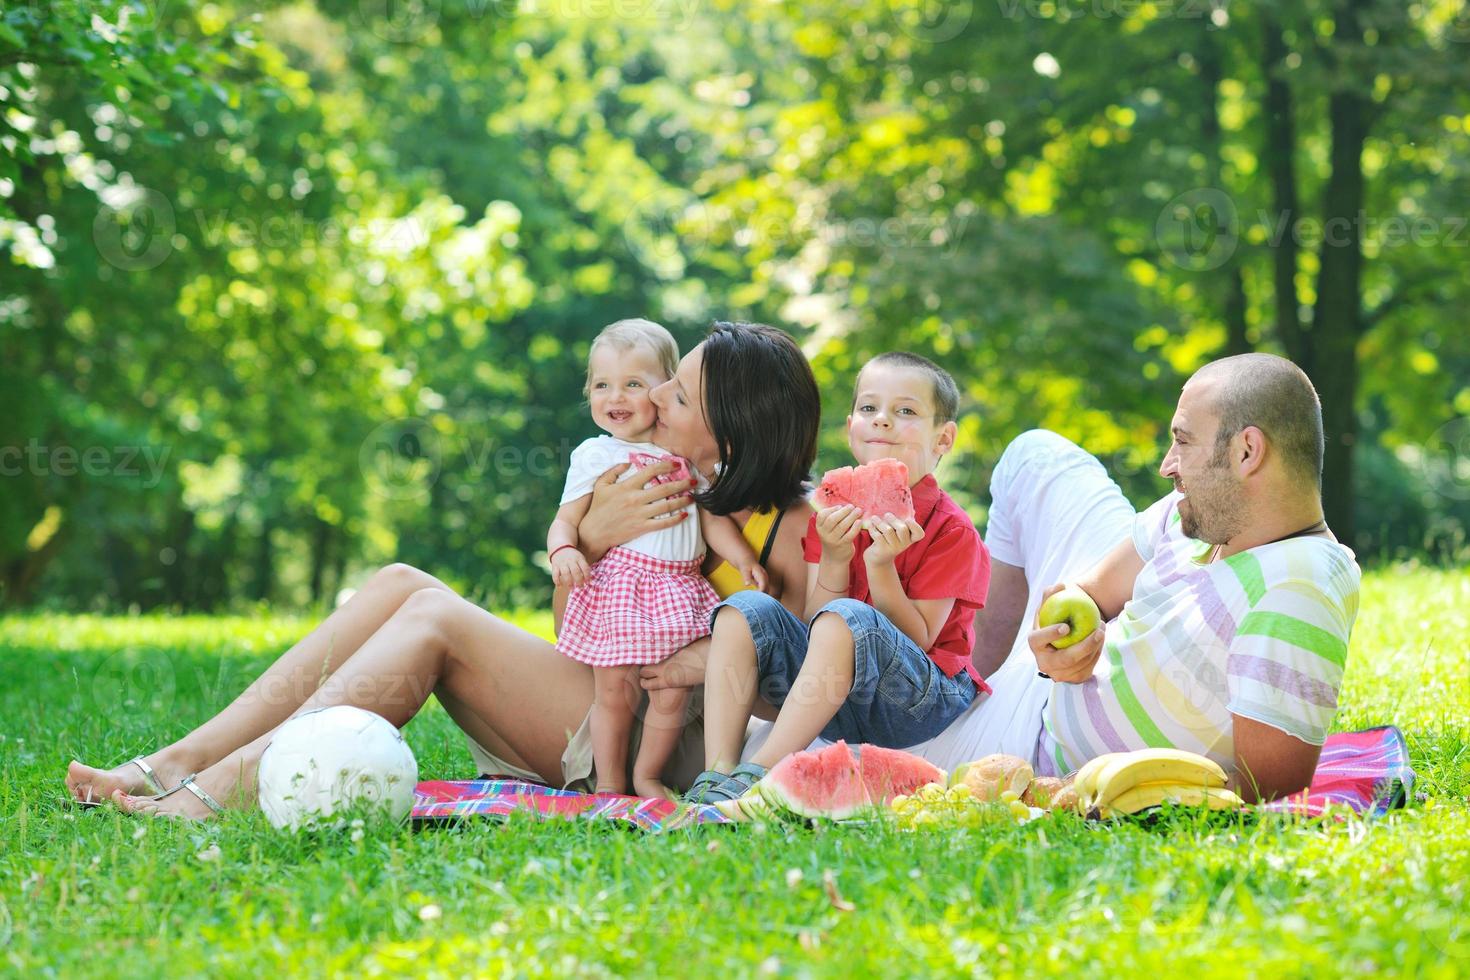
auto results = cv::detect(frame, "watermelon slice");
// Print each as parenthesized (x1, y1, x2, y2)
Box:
(628, 451, 692, 487)
(854, 743, 947, 806)
(813, 458, 914, 521)
(753, 741, 946, 822)
(757, 742, 869, 821)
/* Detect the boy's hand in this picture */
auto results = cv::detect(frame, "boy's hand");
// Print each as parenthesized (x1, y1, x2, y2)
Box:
(740, 560, 769, 594)
(815, 504, 863, 563)
(862, 514, 924, 566)
(551, 548, 592, 589)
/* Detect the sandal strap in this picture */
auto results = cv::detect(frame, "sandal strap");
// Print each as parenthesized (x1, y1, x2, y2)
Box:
(129, 757, 165, 796)
(727, 762, 768, 785)
(710, 763, 769, 802)
(179, 774, 226, 815)
(682, 769, 737, 804)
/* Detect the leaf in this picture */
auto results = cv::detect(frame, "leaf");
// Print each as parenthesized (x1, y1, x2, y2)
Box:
(822, 870, 856, 912)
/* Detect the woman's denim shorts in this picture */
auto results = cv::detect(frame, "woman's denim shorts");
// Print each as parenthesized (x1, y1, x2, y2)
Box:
(711, 590, 977, 748)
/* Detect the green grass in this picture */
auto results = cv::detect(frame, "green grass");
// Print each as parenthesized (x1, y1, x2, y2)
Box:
(2, 569, 1467, 976)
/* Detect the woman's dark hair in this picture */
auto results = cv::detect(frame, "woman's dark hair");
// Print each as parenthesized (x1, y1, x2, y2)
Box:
(695, 321, 819, 516)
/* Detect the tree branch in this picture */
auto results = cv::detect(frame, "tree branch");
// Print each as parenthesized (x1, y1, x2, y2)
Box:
(1361, 269, 1456, 333)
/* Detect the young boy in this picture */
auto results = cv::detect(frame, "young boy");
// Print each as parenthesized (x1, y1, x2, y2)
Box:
(683, 351, 992, 803)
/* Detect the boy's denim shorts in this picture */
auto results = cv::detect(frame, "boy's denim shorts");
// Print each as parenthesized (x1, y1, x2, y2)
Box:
(711, 590, 978, 748)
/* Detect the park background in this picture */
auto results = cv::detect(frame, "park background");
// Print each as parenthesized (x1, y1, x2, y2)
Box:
(4, 3, 1470, 975)
(3, 1, 1468, 610)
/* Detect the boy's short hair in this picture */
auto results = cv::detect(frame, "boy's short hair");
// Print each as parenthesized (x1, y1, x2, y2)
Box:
(586, 318, 679, 394)
(857, 351, 960, 424)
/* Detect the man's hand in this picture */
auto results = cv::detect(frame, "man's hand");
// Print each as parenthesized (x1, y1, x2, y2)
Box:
(814, 504, 863, 563)
(550, 548, 591, 589)
(862, 514, 924, 567)
(1029, 583, 1107, 683)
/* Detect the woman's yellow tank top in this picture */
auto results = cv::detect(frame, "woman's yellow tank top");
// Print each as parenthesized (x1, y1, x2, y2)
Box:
(705, 507, 782, 599)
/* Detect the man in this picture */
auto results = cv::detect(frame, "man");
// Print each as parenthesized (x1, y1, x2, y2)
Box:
(966, 352, 1359, 801)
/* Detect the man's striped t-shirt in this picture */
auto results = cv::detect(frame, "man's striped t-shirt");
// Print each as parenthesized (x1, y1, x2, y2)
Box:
(1036, 491, 1361, 777)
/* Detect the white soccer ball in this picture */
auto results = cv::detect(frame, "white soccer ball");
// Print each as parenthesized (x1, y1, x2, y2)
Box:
(257, 705, 418, 831)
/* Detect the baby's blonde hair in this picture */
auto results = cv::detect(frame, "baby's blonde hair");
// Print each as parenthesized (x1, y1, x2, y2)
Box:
(586, 318, 679, 395)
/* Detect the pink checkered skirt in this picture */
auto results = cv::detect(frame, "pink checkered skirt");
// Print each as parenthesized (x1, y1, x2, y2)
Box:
(557, 546, 721, 667)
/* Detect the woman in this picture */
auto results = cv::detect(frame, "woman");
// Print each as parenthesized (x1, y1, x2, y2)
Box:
(64, 322, 820, 819)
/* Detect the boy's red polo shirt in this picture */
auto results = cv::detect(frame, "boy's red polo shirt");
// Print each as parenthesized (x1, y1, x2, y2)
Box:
(803, 473, 992, 692)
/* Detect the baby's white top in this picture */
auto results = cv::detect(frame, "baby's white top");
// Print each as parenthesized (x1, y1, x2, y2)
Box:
(560, 435, 708, 561)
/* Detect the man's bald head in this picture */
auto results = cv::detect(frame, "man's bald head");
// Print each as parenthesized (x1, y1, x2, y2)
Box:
(1190, 353, 1323, 488)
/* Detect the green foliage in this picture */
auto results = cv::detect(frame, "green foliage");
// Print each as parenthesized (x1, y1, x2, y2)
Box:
(1, 0, 1466, 610)
(0, 568, 1467, 973)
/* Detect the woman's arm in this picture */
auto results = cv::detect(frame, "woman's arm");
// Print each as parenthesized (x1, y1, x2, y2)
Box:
(639, 501, 815, 693)
(577, 461, 695, 563)
(701, 510, 767, 592)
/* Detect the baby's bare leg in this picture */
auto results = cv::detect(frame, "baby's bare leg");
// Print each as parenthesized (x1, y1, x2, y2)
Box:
(590, 664, 642, 795)
(632, 684, 690, 800)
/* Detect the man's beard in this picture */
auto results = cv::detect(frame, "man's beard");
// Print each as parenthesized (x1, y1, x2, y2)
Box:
(1178, 459, 1245, 545)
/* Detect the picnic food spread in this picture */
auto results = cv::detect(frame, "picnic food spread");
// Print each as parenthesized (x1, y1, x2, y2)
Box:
(716, 741, 945, 822)
(714, 745, 1245, 825)
(1070, 748, 1244, 818)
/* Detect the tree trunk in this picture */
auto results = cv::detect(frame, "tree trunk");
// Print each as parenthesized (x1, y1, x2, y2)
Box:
(309, 516, 331, 605)
(1198, 28, 1251, 356)
(1313, 0, 1370, 545)
(329, 532, 349, 606)
(1, 523, 68, 607)
(163, 504, 195, 607)
(252, 516, 275, 603)
(1261, 13, 1305, 368)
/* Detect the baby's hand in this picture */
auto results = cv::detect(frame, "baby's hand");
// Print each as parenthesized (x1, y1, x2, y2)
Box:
(862, 514, 925, 566)
(815, 504, 863, 562)
(551, 548, 592, 589)
(740, 560, 769, 594)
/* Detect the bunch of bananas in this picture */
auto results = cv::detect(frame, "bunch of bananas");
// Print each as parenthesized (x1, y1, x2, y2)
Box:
(889, 781, 1034, 829)
(1070, 749, 1244, 818)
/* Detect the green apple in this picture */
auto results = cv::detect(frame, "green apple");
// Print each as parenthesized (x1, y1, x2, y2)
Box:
(1037, 585, 1101, 649)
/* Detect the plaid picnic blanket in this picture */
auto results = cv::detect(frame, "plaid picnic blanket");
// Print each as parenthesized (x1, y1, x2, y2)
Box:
(410, 778, 731, 830)
(409, 726, 1415, 830)
(1257, 725, 1415, 817)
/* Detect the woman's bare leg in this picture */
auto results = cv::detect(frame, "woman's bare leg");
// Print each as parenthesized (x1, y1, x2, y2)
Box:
(66, 563, 453, 804)
(114, 587, 596, 820)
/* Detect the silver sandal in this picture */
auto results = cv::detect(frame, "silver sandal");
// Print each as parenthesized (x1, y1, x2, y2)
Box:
(68, 756, 168, 809)
(123, 773, 226, 819)
(176, 774, 227, 816)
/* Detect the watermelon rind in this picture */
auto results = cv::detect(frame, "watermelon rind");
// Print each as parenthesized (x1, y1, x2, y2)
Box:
(756, 774, 831, 824)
